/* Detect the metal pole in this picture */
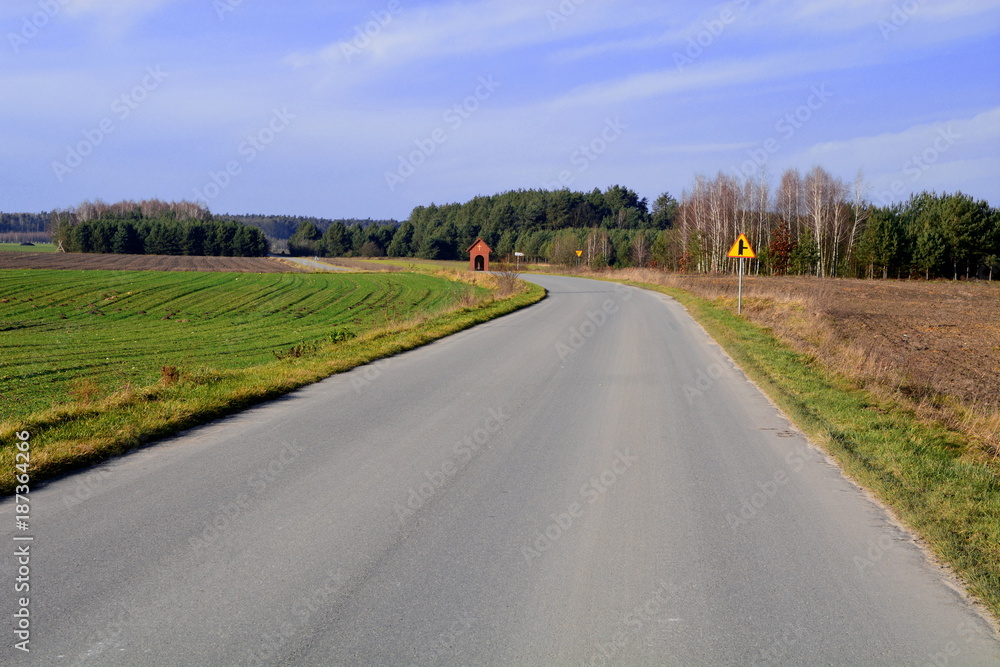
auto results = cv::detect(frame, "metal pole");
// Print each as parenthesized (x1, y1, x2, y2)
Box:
(738, 257, 744, 316)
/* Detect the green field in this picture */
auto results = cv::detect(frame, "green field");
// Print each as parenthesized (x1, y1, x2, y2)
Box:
(0, 268, 543, 489)
(0, 269, 476, 420)
(0, 243, 57, 252)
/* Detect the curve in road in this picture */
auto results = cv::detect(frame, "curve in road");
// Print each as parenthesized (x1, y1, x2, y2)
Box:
(3, 275, 998, 665)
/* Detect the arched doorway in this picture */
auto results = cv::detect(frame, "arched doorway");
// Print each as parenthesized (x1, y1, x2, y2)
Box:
(467, 238, 492, 272)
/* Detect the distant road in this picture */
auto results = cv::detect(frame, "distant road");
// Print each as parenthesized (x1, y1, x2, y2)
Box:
(3, 275, 998, 665)
(274, 255, 352, 271)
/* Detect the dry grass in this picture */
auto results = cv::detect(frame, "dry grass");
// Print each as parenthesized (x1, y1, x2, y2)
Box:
(68, 378, 101, 406)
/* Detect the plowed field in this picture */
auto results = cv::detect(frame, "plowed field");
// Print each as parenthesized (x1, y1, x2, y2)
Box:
(0, 250, 301, 273)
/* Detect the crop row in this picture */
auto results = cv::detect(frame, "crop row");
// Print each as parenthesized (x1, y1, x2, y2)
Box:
(0, 270, 473, 420)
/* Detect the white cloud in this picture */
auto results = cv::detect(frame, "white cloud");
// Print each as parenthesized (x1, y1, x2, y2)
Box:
(795, 107, 1000, 203)
(752, 0, 1000, 34)
(542, 44, 859, 111)
(61, 0, 174, 17)
(286, 0, 546, 70)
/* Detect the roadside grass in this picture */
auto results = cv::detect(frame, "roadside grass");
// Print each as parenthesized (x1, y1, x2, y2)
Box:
(606, 273, 1000, 621)
(0, 269, 544, 492)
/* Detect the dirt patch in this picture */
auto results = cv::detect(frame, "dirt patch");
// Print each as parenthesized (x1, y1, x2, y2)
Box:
(0, 251, 305, 273)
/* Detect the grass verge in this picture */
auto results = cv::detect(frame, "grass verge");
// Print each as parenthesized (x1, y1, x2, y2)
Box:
(1, 278, 545, 494)
(614, 277, 1000, 622)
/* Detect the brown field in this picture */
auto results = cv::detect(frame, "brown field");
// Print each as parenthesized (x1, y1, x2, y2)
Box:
(597, 269, 1000, 455)
(0, 251, 305, 273)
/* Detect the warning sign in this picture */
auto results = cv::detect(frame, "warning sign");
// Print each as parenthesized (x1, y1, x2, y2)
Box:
(727, 234, 756, 259)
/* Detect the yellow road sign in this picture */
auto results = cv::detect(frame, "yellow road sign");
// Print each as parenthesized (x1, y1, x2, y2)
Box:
(727, 234, 756, 259)
(576, 250, 583, 257)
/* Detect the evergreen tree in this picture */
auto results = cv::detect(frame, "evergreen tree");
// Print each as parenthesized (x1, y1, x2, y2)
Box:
(651, 193, 679, 229)
(288, 221, 322, 256)
(387, 221, 414, 257)
(322, 222, 351, 257)
(183, 223, 207, 256)
(111, 222, 143, 254)
(790, 229, 819, 275)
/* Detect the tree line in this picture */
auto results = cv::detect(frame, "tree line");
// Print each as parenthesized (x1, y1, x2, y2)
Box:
(668, 168, 999, 280)
(227, 214, 399, 243)
(285, 185, 676, 260)
(286, 171, 998, 280)
(0, 212, 51, 244)
(51, 200, 269, 257)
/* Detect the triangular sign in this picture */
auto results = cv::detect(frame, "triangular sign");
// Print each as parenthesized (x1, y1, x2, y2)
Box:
(727, 234, 756, 259)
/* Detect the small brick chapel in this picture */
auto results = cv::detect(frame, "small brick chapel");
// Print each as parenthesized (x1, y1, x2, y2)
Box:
(468, 238, 491, 272)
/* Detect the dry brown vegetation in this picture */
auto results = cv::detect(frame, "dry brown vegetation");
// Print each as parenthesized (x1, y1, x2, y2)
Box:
(313, 257, 404, 272)
(599, 268, 1000, 460)
(0, 250, 303, 273)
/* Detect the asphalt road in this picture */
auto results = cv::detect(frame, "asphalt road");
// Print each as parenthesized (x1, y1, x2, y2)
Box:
(3, 274, 999, 665)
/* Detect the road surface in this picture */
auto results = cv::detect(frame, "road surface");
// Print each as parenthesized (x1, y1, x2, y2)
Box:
(3, 275, 998, 665)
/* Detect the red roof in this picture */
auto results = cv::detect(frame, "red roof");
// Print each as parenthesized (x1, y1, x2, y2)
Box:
(467, 238, 491, 253)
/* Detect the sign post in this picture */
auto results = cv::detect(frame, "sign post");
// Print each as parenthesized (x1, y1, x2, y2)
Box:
(576, 250, 583, 268)
(726, 234, 756, 315)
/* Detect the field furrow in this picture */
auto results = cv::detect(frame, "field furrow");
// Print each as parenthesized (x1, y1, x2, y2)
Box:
(0, 269, 477, 420)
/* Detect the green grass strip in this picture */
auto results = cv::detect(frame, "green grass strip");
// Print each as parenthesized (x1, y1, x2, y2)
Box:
(1, 282, 545, 494)
(617, 279, 1000, 622)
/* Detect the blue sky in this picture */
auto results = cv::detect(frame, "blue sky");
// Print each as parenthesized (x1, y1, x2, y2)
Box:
(2, 0, 998, 220)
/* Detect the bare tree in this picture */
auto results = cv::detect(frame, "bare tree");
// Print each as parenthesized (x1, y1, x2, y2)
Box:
(846, 170, 870, 274)
(776, 169, 803, 241)
(630, 231, 650, 267)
